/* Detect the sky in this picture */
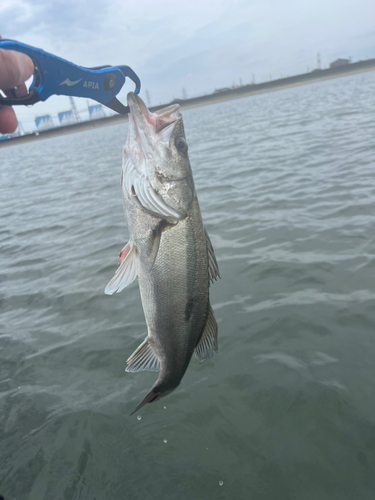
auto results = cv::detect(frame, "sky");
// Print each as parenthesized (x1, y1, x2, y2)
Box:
(1, 0, 374, 131)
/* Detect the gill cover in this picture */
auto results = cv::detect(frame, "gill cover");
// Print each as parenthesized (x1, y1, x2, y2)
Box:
(122, 93, 194, 221)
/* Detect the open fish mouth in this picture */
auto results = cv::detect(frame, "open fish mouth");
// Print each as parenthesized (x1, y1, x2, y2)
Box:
(127, 92, 181, 142)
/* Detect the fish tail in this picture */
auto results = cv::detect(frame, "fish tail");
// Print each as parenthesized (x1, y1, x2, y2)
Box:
(130, 384, 176, 415)
(130, 386, 163, 415)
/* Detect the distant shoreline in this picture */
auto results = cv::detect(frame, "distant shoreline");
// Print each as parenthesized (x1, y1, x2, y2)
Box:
(1, 59, 374, 148)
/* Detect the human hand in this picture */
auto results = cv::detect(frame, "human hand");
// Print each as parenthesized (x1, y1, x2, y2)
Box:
(0, 47, 34, 134)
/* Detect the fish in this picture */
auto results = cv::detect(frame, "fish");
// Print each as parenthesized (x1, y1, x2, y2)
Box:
(105, 92, 220, 414)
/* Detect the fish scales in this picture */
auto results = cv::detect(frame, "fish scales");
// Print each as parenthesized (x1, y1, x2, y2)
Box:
(105, 92, 220, 413)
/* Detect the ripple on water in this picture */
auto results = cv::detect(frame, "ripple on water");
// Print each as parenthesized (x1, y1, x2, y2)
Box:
(1, 71, 375, 499)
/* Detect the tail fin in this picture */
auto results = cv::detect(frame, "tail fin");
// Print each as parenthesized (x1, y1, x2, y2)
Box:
(130, 385, 176, 415)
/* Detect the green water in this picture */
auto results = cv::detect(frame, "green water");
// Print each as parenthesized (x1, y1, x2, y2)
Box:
(1, 72, 375, 499)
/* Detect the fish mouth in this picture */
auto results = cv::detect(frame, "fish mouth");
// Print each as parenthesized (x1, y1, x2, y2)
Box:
(127, 92, 181, 142)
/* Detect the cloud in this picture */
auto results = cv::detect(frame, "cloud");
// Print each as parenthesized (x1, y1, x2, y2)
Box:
(1, 0, 109, 41)
(2, 0, 375, 129)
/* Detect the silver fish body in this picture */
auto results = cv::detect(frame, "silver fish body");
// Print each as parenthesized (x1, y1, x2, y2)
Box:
(106, 93, 219, 413)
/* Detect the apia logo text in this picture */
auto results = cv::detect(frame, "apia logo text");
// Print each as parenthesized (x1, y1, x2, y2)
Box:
(83, 81, 99, 90)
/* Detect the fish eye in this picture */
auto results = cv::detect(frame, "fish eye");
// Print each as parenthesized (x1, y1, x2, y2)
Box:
(175, 137, 188, 154)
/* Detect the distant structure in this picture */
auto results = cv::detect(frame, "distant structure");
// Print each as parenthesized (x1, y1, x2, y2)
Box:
(88, 104, 106, 120)
(145, 89, 151, 107)
(18, 123, 25, 136)
(58, 110, 77, 126)
(317, 53, 321, 70)
(35, 115, 54, 131)
(69, 96, 81, 122)
(214, 87, 231, 94)
(214, 85, 239, 94)
(330, 58, 350, 69)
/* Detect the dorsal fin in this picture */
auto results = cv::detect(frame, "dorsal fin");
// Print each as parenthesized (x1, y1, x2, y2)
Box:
(194, 304, 218, 362)
(205, 229, 220, 284)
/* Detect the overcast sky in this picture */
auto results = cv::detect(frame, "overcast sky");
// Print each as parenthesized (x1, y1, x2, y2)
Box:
(1, 0, 374, 130)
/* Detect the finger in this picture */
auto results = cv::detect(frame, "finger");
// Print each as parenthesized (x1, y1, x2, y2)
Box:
(15, 83, 28, 97)
(3, 85, 27, 98)
(0, 49, 34, 90)
(0, 105, 18, 134)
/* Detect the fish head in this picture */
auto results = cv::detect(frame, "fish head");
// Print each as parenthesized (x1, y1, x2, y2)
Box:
(122, 93, 194, 222)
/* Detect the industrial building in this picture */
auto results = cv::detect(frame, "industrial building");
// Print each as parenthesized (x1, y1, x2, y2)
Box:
(330, 58, 350, 69)
(58, 110, 77, 126)
(35, 115, 55, 131)
(88, 104, 106, 120)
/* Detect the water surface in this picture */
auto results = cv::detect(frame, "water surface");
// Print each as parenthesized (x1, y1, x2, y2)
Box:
(1, 72, 375, 499)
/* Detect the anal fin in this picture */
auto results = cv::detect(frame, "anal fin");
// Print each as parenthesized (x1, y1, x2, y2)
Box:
(194, 304, 218, 362)
(205, 229, 220, 284)
(126, 337, 160, 372)
(105, 242, 138, 295)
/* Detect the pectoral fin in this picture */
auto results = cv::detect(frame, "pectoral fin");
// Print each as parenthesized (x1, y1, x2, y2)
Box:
(194, 304, 218, 362)
(105, 242, 138, 295)
(146, 222, 164, 266)
(205, 229, 220, 284)
(126, 337, 160, 372)
(146, 220, 174, 266)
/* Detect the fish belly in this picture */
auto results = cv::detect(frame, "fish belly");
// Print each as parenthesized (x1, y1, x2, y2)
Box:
(137, 200, 209, 382)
